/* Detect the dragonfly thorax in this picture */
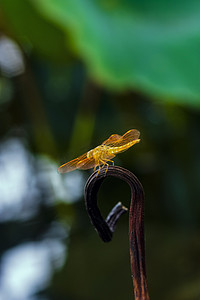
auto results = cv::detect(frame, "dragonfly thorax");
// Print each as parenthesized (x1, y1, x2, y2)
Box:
(87, 145, 109, 160)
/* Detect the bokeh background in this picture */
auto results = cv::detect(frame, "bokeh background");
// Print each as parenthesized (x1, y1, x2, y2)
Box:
(0, 1, 200, 299)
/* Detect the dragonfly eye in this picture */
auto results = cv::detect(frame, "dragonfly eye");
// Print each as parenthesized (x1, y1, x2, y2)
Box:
(87, 149, 93, 158)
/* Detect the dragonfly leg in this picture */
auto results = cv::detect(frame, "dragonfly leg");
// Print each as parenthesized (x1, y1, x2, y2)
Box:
(99, 159, 109, 175)
(105, 159, 114, 166)
(105, 163, 109, 175)
(96, 162, 102, 177)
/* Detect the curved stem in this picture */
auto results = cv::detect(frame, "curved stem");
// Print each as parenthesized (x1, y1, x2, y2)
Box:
(84, 165, 149, 300)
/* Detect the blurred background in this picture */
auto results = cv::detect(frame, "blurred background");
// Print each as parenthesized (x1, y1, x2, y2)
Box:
(0, 1, 200, 299)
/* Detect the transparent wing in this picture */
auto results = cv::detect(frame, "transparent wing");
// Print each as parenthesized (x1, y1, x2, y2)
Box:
(77, 157, 96, 170)
(102, 134, 122, 145)
(73, 154, 115, 170)
(102, 129, 140, 147)
(58, 152, 89, 173)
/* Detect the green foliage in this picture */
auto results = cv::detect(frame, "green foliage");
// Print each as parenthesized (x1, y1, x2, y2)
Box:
(1, 0, 200, 105)
(33, 0, 200, 105)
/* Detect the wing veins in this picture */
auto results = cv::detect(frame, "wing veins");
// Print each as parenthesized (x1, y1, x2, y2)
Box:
(103, 129, 140, 148)
(58, 152, 88, 173)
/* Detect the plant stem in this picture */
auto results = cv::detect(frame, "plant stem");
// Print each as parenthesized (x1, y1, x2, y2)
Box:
(84, 165, 149, 300)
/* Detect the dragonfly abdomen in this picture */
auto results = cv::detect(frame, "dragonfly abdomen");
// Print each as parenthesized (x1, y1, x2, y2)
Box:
(108, 140, 140, 155)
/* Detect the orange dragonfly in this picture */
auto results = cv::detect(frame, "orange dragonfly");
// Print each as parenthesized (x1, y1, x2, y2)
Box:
(58, 129, 140, 174)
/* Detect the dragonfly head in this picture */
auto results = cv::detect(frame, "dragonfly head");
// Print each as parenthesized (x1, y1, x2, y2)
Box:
(87, 149, 94, 158)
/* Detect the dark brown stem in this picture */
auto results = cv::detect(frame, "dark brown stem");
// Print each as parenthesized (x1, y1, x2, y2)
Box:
(84, 165, 149, 300)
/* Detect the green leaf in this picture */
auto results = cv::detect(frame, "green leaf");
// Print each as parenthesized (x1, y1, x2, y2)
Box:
(33, 0, 200, 106)
(0, 0, 70, 61)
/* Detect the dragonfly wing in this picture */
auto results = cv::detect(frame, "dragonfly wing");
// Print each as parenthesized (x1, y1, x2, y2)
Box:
(106, 129, 140, 148)
(58, 152, 88, 173)
(102, 134, 122, 145)
(78, 157, 96, 170)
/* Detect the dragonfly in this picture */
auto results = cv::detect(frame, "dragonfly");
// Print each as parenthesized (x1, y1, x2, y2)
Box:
(58, 129, 140, 174)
